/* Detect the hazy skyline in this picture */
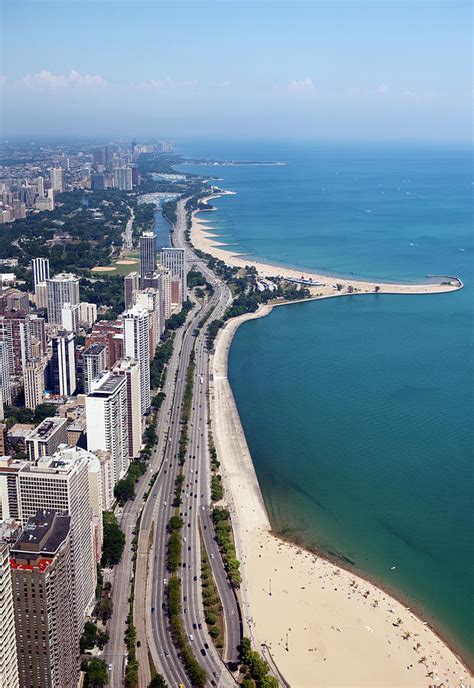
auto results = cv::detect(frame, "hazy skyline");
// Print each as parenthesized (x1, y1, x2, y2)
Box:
(1, 0, 472, 141)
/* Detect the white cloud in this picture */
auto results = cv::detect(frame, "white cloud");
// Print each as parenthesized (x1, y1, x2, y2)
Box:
(0, 75, 7, 85)
(287, 77, 315, 92)
(375, 83, 389, 95)
(18, 70, 106, 89)
(140, 77, 199, 90)
(348, 84, 391, 97)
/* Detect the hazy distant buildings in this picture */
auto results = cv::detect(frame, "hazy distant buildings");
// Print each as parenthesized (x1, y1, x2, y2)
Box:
(140, 231, 156, 282)
(91, 173, 105, 190)
(11, 510, 78, 688)
(113, 166, 133, 191)
(46, 273, 80, 326)
(50, 166, 65, 193)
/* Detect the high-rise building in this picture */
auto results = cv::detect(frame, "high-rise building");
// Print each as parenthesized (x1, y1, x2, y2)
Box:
(25, 417, 68, 461)
(0, 527, 20, 688)
(123, 305, 150, 414)
(49, 330, 76, 396)
(0, 340, 11, 407)
(11, 510, 78, 688)
(157, 266, 172, 324)
(61, 302, 79, 333)
(37, 176, 45, 197)
(79, 302, 98, 327)
(160, 247, 187, 303)
(82, 343, 107, 394)
(46, 273, 80, 325)
(171, 275, 182, 310)
(124, 271, 140, 309)
(49, 166, 65, 193)
(113, 166, 133, 191)
(86, 373, 129, 482)
(91, 173, 105, 191)
(112, 358, 142, 458)
(135, 288, 161, 357)
(23, 358, 46, 410)
(31, 257, 50, 290)
(34, 282, 48, 309)
(29, 315, 46, 354)
(140, 231, 156, 282)
(93, 150, 105, 167)
(17, 453, 96, 631)
(0, 312, 32, 377)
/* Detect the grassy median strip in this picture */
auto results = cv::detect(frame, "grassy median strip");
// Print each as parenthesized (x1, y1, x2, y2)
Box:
(199, 531, 225, 655)
(164, 352, 207, 686)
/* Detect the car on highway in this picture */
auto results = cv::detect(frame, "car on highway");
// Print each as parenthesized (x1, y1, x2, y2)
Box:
(200, 648, 207, 656)
(189, 634, 194, 641)
(163, 578, 167, 585)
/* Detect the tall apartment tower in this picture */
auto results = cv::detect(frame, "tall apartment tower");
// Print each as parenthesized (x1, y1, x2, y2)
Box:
(139, 231, 156, 282)
(112, 358, 142, 458)
(113, 166, 133, 191)
(11, 511, 78, 688)
(157, 266, 172, 323)
(49, 166, 65, 193)
(123, 305, 150, 414)
(61, 302, 80, 333)
(0, 312, 32, 376)
(49, 330, 76, 396)
(24, 357, 46, 410)
(46, 273, 80, 325)
(135, 288, 161, 357)
(82, 343, 107, 394)
(0, 539, 20, 688)
(37, 175, 45, 197)
(18, 455, 96, 633)
(86, 373, 129, 482)
(124, 271, 140, 309)
(31, 257, 50, 290)
(160, 247, 187, 303)
(0, 340, 11, 407)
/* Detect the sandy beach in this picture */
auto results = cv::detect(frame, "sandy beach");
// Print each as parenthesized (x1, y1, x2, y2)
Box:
(210, 308, 471, 687)
(191, 194, 463, 297)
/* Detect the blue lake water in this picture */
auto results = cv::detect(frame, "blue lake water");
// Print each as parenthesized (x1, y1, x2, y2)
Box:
(178, 140, 474, 664)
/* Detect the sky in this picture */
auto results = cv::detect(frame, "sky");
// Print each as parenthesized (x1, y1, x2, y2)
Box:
(0, 0, 472, 141)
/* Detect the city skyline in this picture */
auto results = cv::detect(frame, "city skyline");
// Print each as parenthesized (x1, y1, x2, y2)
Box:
(1, 0, 472, 141)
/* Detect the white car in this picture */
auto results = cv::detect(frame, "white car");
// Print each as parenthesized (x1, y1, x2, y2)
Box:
(163, 578, 167, 585)
(189, 634, 194, 641)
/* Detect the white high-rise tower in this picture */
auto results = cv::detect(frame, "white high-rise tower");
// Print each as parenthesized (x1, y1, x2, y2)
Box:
(123, 305, 150, 414)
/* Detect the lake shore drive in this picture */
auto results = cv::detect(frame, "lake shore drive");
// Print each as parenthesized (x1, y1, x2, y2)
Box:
(200, 195, 471, 686)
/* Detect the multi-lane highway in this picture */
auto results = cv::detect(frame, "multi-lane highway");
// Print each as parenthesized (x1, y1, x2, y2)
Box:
(106, 197, 243, 687)
(142, 200, 243, 687)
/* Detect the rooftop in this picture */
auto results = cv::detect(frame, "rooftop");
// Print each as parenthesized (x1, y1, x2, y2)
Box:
(26, 417, 67, 442)
(11, 510, 70, 559)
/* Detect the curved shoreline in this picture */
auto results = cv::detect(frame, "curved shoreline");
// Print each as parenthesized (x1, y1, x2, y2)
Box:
(210, 304, 471, 686)
(192, 191, 463, 298)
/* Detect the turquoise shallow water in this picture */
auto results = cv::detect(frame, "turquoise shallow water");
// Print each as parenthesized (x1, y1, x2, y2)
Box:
(178, 141, 474, 664)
